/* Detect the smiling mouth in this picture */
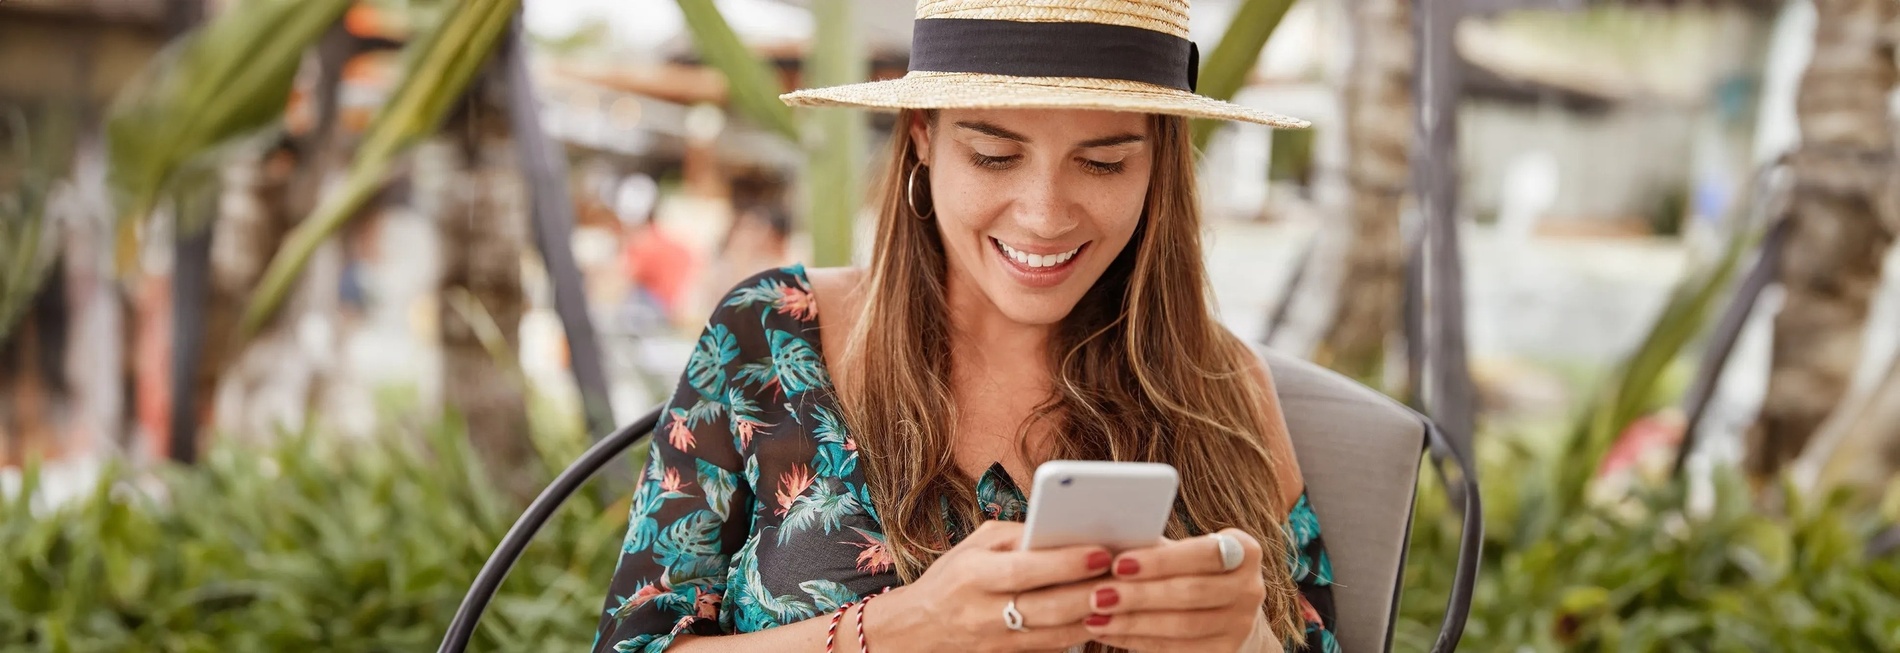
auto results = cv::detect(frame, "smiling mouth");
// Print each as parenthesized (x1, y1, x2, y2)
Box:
(991, 237, 1086, 271)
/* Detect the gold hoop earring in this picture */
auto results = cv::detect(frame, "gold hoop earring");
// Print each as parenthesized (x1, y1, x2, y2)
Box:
(905, 163, 934, 220)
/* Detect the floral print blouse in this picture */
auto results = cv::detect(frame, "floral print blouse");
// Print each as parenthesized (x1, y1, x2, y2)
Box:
(593, 265, 1339, 652)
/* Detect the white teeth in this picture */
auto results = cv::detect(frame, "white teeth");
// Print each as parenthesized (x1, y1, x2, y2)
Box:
(994, 239, 1081, 269)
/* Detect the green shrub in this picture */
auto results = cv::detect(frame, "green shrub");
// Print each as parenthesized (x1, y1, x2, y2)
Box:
(0, 412, 635, 652)
(1394, 444, 1900, 652)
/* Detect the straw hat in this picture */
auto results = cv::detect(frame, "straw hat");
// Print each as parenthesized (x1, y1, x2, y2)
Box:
(779, 0, 1308, 129)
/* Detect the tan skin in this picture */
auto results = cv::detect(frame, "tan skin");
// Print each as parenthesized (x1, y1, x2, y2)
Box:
(671, 109, 1302, 652)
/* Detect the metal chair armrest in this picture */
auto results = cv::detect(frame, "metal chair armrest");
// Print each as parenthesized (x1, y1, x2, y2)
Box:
(1424, 420, 1482, 653)
(437, 408, 662, 653)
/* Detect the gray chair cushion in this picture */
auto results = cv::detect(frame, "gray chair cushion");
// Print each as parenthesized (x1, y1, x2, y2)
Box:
(1261, 348, 1422, 653)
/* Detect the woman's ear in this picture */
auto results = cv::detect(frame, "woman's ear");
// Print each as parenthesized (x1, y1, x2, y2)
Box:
(907, 111, 933, 164)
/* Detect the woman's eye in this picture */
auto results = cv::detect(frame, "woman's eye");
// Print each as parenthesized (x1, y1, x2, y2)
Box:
(970, 152, 1020, 170)
(1080, 158, 1127, 175)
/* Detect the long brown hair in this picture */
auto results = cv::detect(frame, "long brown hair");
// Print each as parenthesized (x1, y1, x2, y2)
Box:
(836, 109, 1304, 642)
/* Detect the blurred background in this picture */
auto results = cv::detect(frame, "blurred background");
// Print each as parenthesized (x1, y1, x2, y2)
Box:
(1, 0, 1897, 650)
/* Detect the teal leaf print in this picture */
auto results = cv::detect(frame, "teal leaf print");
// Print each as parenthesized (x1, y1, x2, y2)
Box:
(736, 549, 816, 625)
(766, 329, 829, 397)
(623, 517, 659, 554)
(697, 459, 738, 521)
(734, 358, 777, 392)
(726, 387, 769, 451)
(849, 482, 879, 524)
(1286, 495, 1321, 549)
(683, 397, 726, 431)
(811, 404, 846, 443)
(799, 579, 859, 612)
(976, 465, 1027, 522)
(613, 634, 664, 653)
(779, 479, 861, 545)
(744, 455, 761, 498)
(655, 510, 723, 571)
(650, 586, 696, 616)
(814, 442, 855, 479)
(722, 276, 789, 310)
(687, 324, 739, 399)
(810, 405, 857, 477)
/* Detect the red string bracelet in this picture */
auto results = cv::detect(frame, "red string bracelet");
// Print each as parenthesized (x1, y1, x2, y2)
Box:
(824, 600, 858, 652)
(855, 588, 881, 649)
(852, 587, 891, 652)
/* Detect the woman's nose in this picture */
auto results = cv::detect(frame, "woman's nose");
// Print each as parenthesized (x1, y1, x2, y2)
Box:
(1013, 176, 1081, 239)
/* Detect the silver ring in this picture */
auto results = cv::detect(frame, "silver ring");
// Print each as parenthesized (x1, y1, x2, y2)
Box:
(1002, 595, 1028, 632)
(1213, 532, 1244, 572)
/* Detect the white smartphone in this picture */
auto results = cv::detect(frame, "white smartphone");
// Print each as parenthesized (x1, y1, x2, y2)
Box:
(1019, 460, 1180, 552)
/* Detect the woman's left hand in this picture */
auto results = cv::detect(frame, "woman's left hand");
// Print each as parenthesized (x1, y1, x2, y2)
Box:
(1080, 528, 1281, 653)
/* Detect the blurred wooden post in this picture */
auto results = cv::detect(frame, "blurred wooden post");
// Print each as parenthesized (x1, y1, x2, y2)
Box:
(1413, 0, 1476, 463)
(500, 15, 616, 438)
(168, 175, 216, 463)
(162, 0, 208, 463)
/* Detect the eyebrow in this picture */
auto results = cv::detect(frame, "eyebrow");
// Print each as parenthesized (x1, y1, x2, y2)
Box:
(953, 120, 1145, 149)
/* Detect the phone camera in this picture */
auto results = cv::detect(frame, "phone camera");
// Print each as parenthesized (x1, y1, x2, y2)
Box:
(1060, 477, 1073, 487)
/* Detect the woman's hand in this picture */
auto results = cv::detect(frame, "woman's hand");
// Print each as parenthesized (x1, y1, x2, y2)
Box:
(1081, 529, 1282, 652)
(873, 520, 1112, 653)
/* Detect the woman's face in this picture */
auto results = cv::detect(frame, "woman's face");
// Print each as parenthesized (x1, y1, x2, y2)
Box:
(910, 109, 1154, 326)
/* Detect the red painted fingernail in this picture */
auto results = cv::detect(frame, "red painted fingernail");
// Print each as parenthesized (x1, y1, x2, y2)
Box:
(1094, 588, 1120, 609)
(1087, 551, 1112, 571)
(1086, 614, 1113, 627)
(1115, 558, 1140, 576)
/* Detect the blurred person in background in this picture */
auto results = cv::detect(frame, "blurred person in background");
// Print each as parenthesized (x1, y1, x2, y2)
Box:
(704, 202, 793, 306)
(593, 2, 1336, 652)
(615, 173, 697, 333)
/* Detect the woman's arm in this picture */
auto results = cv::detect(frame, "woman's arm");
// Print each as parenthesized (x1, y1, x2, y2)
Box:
(665, 613, 834, 652)
(1242, 610, 1286, 653)
(593, 278, 774, 652)
(1249, 355, 1340, 651)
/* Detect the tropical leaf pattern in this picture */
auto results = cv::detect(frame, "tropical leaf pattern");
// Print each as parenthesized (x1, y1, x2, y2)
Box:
(593, 266, 1337, 652)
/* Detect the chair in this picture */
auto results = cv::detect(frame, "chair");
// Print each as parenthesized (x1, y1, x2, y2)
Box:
(438, 349, 1482, 653)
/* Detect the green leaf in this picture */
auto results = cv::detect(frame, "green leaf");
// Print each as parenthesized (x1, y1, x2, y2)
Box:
(1191, 0, 1301, 151)
(104, 0, 353, 225)
(672, 0, 799, 141)
(240, 0, 521, 335)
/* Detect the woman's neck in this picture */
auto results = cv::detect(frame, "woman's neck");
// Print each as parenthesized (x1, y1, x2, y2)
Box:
(943, 269, 1051, 375)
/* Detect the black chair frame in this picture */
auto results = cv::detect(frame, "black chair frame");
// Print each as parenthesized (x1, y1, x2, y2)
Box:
(437, 408, 1481, 653)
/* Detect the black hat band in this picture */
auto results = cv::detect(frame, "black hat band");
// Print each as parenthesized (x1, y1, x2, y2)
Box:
(907, 18, 1200, 93)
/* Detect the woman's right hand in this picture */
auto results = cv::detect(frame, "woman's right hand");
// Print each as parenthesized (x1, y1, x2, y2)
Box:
(871, 520, 1114, 652)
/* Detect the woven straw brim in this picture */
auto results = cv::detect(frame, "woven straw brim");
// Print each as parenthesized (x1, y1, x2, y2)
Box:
(780, 71, 1310, 129)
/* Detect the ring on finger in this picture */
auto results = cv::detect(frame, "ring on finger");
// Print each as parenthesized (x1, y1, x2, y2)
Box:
(1212, 532, 1244, 572)
(1002, 594, 1029, 632)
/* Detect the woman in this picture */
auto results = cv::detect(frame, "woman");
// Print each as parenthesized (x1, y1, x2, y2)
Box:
(594, 1, 1336, 651)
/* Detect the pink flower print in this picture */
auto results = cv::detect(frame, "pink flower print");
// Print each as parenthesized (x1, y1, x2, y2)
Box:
(776, 463, 816, 516)
(847, 527, 894, 575)
(732, 415, 768, 450)
(660, 467, 687, 494)
(666, 412, 695, 452)
(775, 284, 817, 320)
(1298, 594, 1324, 628)
(629, 578, 670, 610)
(695, 591, 722, 620)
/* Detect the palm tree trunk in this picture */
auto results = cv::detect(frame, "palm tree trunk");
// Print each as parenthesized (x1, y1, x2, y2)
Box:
(1744, 0, 1898, 483)
(430, 76, 534, 497)
(198, 23, 353, 447)
(1317, 0, 1413, 385)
